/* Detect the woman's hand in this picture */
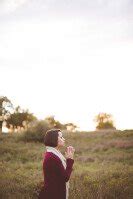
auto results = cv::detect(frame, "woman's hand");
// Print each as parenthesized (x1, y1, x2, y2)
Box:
(65, 146, 75, 159)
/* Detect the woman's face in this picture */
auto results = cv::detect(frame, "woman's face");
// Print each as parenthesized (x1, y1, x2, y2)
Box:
(57, 131, 65, 147)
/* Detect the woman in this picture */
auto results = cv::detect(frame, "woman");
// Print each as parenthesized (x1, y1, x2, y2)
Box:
(38, 129, 75, 199)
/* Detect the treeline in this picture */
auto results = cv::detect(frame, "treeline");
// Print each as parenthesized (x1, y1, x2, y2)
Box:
(0, 96, 116, 135)
(0, 96, 78, 134)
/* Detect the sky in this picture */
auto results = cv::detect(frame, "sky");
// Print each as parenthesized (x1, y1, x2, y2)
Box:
(0, 0, 133, 130)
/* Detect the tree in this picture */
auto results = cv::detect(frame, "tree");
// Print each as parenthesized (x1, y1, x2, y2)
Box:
(6, 106, 37, 132)
(0, 96, 12, 133)
(94, 112, 116, 130)
(64, 122, 78, 132)
(44, 116, 66, 130)
(44, 116, 78, 132)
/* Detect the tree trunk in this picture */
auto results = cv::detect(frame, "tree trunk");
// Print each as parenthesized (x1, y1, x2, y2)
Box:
(0, 121, 2, 134)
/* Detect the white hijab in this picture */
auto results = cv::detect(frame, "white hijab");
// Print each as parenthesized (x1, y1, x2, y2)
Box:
(46, 146, 69, 199)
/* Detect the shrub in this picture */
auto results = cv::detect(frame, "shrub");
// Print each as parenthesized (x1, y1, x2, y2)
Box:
(20, 120, 50, 142)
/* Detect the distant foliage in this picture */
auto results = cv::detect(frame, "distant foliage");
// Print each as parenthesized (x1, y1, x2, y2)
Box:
(44, 116, 77, 131)
(0, 96, 13, 133)
(44, 116, 65, 129)
(21, 120, 50, 142)
(94, 112, 116, 130)
(21, 116, 78, 142)
(64, 122, 78, 132)
(6, 106, 37, 131)
(0, 96, 12, 116)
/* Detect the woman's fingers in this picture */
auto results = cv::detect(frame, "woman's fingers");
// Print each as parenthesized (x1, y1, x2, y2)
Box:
(65, 146, 75, 159)
(67, 146, 75, 154)
(67, 146, 72, 153)
(67, 147, 70, 153)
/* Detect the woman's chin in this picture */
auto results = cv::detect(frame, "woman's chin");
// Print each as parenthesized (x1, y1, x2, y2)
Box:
(61, 143, 65, 147)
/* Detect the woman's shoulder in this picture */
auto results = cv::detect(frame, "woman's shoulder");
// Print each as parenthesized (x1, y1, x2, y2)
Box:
(44, 152, 61, 162)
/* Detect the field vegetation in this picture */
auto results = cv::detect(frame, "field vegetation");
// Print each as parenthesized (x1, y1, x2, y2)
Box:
(0, 130, 133, 199)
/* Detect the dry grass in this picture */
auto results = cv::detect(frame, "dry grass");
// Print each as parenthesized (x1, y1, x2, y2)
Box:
(0, 130, 133, 199)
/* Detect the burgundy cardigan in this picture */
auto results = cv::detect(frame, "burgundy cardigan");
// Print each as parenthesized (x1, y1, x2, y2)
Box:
(38, 152, 74, 199)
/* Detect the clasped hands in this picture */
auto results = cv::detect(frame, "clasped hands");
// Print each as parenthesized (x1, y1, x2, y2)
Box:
(65, 146, 75, 159)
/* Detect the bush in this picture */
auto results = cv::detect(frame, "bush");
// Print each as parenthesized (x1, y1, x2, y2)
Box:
(20, 120, 50, 142)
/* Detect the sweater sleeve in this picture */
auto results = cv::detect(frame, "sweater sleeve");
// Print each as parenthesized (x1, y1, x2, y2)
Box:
(55, 158, 74, 182)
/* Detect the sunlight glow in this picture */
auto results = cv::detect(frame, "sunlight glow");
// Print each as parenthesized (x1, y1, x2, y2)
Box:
(0, 0, 133, 131)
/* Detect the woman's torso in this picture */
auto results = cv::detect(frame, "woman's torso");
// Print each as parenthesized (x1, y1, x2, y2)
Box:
(42, 152, 66, 199)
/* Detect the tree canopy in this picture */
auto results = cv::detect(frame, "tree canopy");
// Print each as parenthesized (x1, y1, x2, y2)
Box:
(94, 112, 116, 130)
(0, 96, 13, 133)
(6, 106, 37, 131)
(44, 116, 77, 131)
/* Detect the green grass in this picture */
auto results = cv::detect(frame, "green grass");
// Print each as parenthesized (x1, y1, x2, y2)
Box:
(0, 130, 133, 199)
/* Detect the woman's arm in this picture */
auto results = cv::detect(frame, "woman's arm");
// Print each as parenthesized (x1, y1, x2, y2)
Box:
(44, 152, 74, 183)
(55, 157, 74, 182)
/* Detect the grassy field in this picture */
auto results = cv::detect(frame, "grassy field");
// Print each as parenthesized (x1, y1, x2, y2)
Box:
(0, 130, 133, 199)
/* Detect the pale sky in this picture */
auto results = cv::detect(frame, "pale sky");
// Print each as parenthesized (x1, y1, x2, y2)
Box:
(0, 0, 133, 130)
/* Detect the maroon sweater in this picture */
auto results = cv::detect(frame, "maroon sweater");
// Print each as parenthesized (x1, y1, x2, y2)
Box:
(38, 152, 74, 199)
